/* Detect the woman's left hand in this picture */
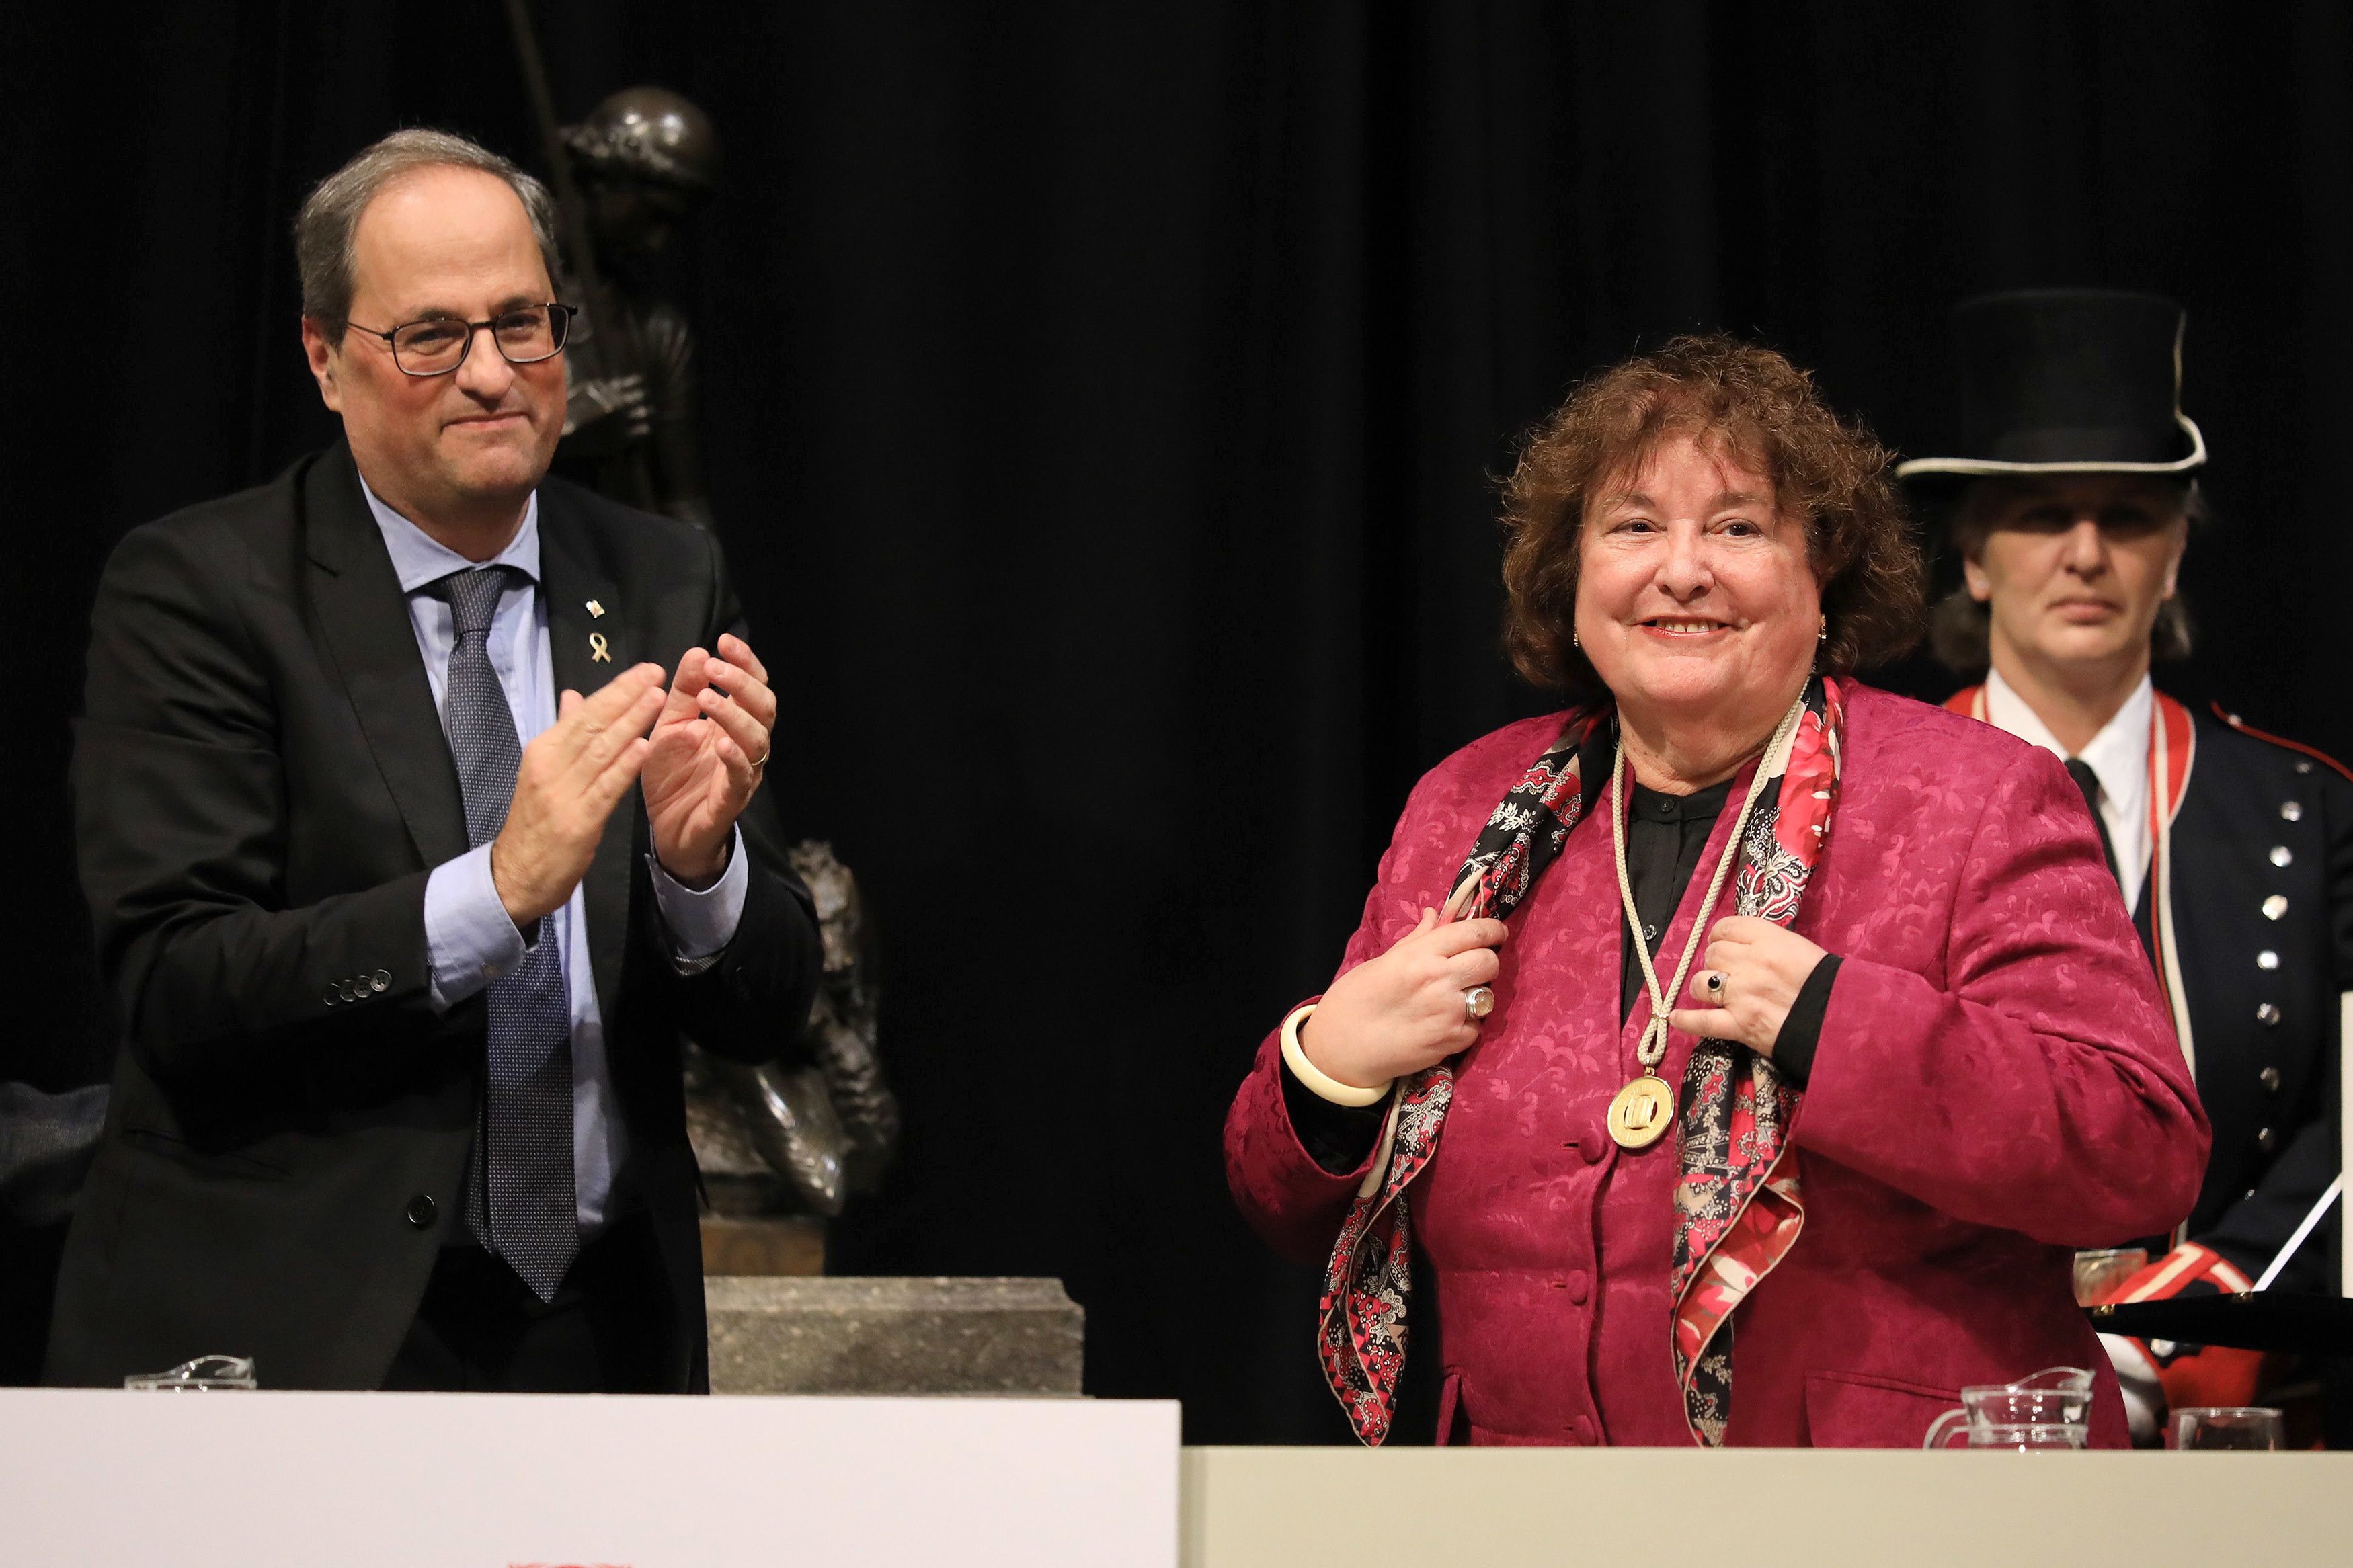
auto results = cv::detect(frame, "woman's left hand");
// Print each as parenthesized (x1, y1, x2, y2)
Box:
(1667, 915, 1827, 1056)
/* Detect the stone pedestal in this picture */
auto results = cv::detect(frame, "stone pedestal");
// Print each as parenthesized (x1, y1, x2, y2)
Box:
(704, 1276, 1084, 1396)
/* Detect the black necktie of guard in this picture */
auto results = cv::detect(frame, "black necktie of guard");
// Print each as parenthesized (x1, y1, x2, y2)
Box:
(435, 566, 578, 1302)
(2064, 757, 2124, 889)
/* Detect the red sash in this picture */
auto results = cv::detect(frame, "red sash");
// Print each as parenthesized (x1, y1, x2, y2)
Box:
(1942, 685, 2196, 1073)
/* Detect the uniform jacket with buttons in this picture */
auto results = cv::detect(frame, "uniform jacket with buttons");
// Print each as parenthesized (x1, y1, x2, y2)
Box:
(46, 444, 822, 1390)
(1226, 684, 2208, 1446)
(2147, 704, 2351, 1290)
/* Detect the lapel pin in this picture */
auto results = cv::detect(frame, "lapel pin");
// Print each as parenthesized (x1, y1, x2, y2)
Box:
(588, 632, 612, 663)
(586, 599, 606, 618)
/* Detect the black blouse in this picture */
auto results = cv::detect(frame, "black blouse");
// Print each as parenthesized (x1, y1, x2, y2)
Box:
(1283, 776, 1839, 1173)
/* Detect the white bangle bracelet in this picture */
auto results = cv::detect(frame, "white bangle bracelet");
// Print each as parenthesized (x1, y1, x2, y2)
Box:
(1280, 1003, 1393, 1107)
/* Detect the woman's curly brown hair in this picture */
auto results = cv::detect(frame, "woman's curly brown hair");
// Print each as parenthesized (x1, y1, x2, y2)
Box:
(1500, 333, 1923, 692)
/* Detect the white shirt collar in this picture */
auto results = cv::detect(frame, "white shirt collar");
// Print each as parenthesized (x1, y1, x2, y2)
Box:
(1983, 666, 2153, 897)
(356, 472, 541, 594)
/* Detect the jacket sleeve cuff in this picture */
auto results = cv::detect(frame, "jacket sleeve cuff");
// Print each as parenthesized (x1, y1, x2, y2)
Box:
(1277, 1006, 1393, 1175)
(424, 843, 526, 1012)
(1769, 953, 1842, 1087)
(1225, 1019, 1384, 1262)
(647, 825, 749, 972)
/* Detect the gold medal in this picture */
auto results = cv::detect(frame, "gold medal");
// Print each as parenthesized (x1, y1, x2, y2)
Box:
(1607, 1074, 1676, 1149)
(1605, 695, 1806, 1157)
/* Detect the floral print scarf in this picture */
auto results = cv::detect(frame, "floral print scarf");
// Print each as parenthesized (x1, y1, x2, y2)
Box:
(1315, 677, 1845, 1446)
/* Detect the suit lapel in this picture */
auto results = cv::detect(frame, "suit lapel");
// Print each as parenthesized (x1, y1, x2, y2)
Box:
(538, 493, 634, 1028)
(302, 445, 469, 869)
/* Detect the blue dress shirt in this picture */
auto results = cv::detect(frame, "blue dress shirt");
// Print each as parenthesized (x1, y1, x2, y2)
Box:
(360, 478, 748, 1231)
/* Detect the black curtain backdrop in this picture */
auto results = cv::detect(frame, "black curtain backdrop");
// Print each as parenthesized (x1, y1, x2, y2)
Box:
(7, 2, 2350, 1438)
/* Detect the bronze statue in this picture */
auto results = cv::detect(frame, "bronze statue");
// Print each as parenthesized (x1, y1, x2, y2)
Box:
(684, 841, 899, 1217)
(537, 86, 899, 1221)
(552, 87, 720, 528)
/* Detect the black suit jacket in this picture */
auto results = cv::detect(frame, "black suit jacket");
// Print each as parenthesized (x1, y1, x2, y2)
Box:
(46, 443, 820, 1390)
(2163, 706, 2353, 1292)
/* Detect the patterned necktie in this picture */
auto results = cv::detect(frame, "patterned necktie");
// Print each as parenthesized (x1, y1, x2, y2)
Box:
(2064, 757, 2124, 888)
(435, 565, 579, 1302)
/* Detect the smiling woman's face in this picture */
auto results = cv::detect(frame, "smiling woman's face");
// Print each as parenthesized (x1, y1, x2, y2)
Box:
(1574, 431, 1822, 735)
(1962, 476, 2188, 678)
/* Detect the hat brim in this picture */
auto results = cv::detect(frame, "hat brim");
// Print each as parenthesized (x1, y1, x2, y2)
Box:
(1896, 414, 2206, 483)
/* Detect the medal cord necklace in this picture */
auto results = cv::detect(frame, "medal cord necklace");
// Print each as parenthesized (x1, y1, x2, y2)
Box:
(1605, 692, 1806, 1150)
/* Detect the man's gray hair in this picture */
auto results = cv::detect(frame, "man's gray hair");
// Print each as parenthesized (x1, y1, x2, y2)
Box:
(295, 128, 562, 336)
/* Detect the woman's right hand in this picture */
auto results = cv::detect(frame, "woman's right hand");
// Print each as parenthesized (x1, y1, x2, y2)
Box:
(1298, 907, 1510, 1088)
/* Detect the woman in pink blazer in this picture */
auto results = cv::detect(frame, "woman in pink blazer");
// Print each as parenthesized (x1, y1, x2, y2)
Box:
(1225, 336, 2208, 1448)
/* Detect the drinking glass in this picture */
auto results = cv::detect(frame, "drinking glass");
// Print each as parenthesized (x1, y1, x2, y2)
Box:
(124, 1354, 257, 1391)
(2171, 1407, 2283, 1450)
(2073, 1247, 2148, 1305)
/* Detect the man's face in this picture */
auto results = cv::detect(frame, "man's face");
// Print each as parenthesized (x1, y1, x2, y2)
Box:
(1963, 475, 2189, 674)
(301, 165, 565, 528)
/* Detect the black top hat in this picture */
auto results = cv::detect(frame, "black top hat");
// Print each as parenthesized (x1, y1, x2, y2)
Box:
(1896, 288, 2206, 483)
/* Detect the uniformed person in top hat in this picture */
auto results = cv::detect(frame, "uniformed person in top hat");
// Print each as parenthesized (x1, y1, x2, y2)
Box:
(1903, 288, 2352, 1436)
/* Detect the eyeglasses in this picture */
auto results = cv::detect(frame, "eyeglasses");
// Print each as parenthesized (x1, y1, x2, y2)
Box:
(344, 303, 576, 377)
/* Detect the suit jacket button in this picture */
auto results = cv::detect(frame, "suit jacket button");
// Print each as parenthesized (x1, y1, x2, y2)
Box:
(323, 984, 340, 1007)
(2257, 951, 2280, 971)
(405, 1194, 438, 1229)
(2257, 1127, 2278, 1153)
(2257, 1003, 2282, 1026)
(2280, 800, 2304, 822)
(2262, 895, 2288, 921)
(372, 969, 391, 992)
(2270, 845, 2293, 867)
(2260, 1065, 2282, 1091)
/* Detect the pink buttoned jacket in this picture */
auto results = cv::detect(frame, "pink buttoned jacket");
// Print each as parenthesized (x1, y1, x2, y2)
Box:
(1226, 683, 2209, 1447)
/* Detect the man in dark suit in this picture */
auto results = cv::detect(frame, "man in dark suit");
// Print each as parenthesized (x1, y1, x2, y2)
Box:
(46, 128, 820, 1393)
(1907, 288, 2352, 1435)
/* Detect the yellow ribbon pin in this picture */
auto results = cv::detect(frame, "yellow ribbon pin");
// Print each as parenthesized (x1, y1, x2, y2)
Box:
(588, 632, 612, 663)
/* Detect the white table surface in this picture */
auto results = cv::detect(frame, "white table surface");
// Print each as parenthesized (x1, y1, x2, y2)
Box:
(1, 1387, 1179, 1567)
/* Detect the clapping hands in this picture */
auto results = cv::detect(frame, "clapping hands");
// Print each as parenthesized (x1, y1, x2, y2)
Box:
(642, 633, 777, 886)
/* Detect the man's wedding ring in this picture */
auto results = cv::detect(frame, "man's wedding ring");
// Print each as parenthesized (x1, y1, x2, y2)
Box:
(1463, 985, 1495, 1022)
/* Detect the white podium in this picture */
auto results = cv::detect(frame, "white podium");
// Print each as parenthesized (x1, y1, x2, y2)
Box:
(1180, 1446, 2353, 1567)
(1, 1388, 1179, 1567)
